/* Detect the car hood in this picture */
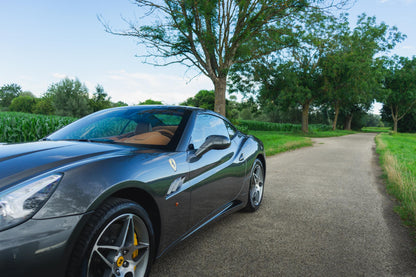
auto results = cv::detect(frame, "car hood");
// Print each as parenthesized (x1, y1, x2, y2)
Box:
(0, 141, 154, 191)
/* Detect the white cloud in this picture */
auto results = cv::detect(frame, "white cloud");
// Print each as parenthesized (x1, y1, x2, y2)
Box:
(102, 70, 213, 105)
(52, 73, 69, 79)
(379, 0, 415, 3)
(402, 45, 416, 50)
(379, 0, 416, 5)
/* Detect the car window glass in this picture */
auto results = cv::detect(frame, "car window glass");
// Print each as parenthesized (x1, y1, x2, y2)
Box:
(72, 117, 134, 138)
(225, 121, 237, 138)
(190, 114, 229, 149)
(48, 108, 188, 149)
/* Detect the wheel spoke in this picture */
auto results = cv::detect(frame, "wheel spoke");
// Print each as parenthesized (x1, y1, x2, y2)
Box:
(87, 211, 151, 277)
(94, 249, 114, 269)
(251, 164, 264, 206)
(130, 241, 149, 258)
(136, 242, 149, 250)
(253, 172, 259, 184)
(126, 215, 136, 246)
(117, 215, 134, 247)
(251, 189, 257, 202)
(96, 245, 120, 251)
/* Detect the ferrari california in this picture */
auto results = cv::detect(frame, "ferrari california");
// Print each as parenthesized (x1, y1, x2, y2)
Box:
(0, 105, 266, 276)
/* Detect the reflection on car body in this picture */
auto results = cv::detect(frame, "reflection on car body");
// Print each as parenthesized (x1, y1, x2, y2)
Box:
(0, 105, 266, 276)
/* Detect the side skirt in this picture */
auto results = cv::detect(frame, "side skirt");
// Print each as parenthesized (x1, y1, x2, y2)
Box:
(156, 200, 243, 258)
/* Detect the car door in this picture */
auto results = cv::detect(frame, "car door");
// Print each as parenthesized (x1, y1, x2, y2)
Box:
(187, 113, 243, 228)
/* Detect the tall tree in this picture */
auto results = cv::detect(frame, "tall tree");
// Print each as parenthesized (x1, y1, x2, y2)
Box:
(0, 83, 22, 107)
(102, 0, 341, 116)
(180, 89, 215, 110)
(320, 14, 405, 130)
(89, 85, 112, 112)
(33, 97, 55, 115)
(46, 78, 91, 117)
(379, 56, 416, 132)
(230, 11, 341, 133)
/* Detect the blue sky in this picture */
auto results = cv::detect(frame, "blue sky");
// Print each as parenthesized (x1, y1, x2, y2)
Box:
(0, 0, 415, 107)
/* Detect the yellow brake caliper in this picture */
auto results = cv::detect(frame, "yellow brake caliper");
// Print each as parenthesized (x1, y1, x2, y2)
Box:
(132, 232, 139, 260)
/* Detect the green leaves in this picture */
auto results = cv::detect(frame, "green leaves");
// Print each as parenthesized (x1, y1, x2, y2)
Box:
(380, 56, 416, 131)
(0, 112, 76, 143)
(180, 89, 215, 110)
(0, 84, 22, 107)
(46, 78, 91, 118)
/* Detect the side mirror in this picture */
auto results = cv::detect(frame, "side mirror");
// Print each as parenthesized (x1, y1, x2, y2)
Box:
(194, 135, 231, 157)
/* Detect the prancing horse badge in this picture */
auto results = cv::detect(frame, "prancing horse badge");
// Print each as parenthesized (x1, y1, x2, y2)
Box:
(169, 158, 177, 172)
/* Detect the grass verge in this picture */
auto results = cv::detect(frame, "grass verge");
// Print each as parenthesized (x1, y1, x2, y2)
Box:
(362, 127, 391, 133)
(376, 133, 416, 227)
(249, 131, 312, 156)
(300, 130, 357, 137)
(250, 130, 357, 156)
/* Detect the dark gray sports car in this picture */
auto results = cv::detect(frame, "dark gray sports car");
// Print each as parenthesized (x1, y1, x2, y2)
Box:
(0, 105, 266, 276)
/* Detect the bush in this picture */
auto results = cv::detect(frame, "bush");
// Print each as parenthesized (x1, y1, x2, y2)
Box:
(9, 95, 37, 113)
(33, 98, 55, 115)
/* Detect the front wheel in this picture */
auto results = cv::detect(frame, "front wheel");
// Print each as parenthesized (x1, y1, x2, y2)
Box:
(243, 159, 265, 212)
(67, 198, 155, 277)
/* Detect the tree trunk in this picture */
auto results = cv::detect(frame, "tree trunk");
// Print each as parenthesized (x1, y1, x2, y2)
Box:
(344, 114, 353, 130)
(332, 101, 340, 131)
(214, 77, 227, 116)
(391, 105, 398, 132)
(301, 101, 310, 134)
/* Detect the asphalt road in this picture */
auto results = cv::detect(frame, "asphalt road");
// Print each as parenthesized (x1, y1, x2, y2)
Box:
(150, 133, 416, 276)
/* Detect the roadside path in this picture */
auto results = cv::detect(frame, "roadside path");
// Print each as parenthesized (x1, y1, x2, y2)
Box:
(151, 133, 416, 276)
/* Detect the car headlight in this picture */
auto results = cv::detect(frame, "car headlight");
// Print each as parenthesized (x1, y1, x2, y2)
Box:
(0, 174, 62, 231)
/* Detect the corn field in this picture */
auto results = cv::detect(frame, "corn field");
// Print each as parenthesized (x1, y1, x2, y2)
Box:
(0, 112, 77, 143)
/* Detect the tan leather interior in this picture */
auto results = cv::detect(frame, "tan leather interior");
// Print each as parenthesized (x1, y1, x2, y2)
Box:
(152, 126, 177, 136)
(111, 125, 178, 146)
(119, 131, 171, 145)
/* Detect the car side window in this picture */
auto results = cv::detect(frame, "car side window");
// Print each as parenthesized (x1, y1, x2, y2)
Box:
(225, 121, 237, 138)
(190, 114, 230, 150)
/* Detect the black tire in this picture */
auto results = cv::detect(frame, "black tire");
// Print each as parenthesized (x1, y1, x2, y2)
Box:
(67, 197, 155, 277)
(242, 159, 265, 212)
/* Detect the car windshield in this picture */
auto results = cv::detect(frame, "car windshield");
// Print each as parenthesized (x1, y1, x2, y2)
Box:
(47, 107, 190, 150)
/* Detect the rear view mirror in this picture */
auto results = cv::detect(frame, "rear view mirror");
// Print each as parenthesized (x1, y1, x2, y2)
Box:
(194, 135, 231, 157)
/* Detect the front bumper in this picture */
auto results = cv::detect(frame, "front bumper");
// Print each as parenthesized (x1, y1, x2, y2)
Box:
(0, 214, 83, 276)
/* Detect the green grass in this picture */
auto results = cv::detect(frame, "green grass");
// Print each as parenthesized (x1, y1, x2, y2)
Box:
(362, 126, 391, 133)
(376, 133, 416, 226)
(299, 130, 357, 137)
(249, 131, 312, 156)
(249, 129, 356, 156)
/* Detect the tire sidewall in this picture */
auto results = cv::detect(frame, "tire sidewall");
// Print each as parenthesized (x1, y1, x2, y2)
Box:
(248, 159, 264, 211)
(74, 199, 155, 277)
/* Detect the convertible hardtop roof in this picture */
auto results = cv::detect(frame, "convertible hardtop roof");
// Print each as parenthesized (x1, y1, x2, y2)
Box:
(107, 105, 223, 116)
(99, 105, 232, 124)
